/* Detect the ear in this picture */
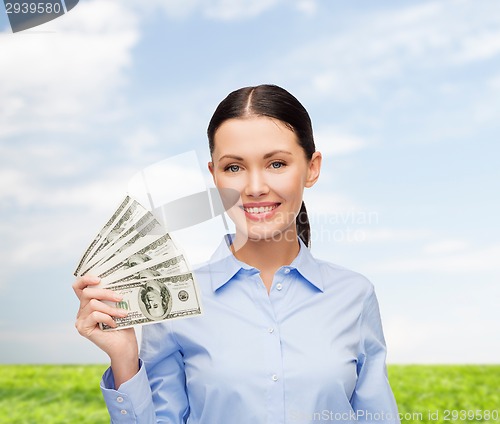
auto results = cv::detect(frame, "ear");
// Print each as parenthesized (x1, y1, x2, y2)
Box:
(305, 151, 322, 188)
(208, 161, 216, 185)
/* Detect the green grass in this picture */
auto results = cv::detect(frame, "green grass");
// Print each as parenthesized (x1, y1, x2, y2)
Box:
(389, 365, 500, 423)
(0, 365, 109, 424)
(0, 365, 499, 423)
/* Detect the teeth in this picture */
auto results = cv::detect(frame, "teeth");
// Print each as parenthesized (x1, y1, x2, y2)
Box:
(244, 205, 278, 214)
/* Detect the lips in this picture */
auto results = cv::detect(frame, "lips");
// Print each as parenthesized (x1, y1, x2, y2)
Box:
(243, 204, 279, 214)
(240, 202, 281, 220)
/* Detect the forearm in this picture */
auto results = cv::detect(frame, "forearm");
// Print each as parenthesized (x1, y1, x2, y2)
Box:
(110, 350, 140, 389)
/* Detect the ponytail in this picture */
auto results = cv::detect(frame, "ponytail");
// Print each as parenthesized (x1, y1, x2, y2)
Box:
(296, 201, 311, 248)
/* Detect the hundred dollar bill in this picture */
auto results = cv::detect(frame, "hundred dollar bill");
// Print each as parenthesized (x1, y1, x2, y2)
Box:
(89, 233, 179, 277)
(88, 199, 150, 262)
(79, 214, 162, 277)
(100, 253, 189, 285)
(101, 273, 202, 330)
(74, 196, 131, 276)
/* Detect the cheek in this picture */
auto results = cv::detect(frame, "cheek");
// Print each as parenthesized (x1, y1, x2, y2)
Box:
(213, 174, 244, 211)
(214, 172, 244, 190)
(270, 173, 304, 200)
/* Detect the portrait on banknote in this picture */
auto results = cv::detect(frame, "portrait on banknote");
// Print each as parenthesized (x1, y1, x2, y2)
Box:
(138, 281, 172, 321)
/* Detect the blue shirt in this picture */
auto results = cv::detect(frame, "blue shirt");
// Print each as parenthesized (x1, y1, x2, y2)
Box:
(101, 235, 400, 423)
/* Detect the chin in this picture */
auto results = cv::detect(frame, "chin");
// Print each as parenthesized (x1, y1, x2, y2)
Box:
(245, 225, 295, 243)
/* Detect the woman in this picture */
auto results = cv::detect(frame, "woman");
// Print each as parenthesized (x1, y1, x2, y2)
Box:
(73, 84, 400, 423)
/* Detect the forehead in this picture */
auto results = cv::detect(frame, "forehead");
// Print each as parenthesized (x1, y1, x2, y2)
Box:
(212, 117, 300, 157)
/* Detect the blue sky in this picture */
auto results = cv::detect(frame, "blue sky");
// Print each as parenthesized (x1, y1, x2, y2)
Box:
(0, 0, 499, 364)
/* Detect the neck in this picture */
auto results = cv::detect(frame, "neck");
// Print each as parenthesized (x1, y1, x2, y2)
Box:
(231, 228, 300, 274)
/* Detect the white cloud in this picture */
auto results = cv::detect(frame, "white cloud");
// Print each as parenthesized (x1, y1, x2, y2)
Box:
(0, 323, 109, 363)
(304, 191, 361, 215)
(0, 148, 142, 288)
(383, 276, 500, 363)
(0, 197, 123, 271)
(385, 311, 500, 363)
(121, 128, 160, 158)
(126, 0, 282, 21)
(314, 126, 367, 156)
(488, 74, 500, 90)
(130, 0, 199, 19)
(360, 228, 433, 243)
(423, 239, 468, 254)
(0, 161, 132, 210)
(204, 0, 281, 21)
(452, 29, 500, 64)
(295, 0, 317, 16)
(0, 0, 139, 137)
(372, 243, 500, 274)
(277, 0, 500, 102)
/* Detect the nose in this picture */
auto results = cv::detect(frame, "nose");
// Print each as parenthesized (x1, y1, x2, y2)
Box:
(244, 169, 269, 198)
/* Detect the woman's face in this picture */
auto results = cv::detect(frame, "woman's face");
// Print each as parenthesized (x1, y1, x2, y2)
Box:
(209, 116, 321, 242)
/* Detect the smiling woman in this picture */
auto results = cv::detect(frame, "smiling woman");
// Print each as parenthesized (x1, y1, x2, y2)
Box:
(208, 117, 321, 276)
(73, 84, 400, 423)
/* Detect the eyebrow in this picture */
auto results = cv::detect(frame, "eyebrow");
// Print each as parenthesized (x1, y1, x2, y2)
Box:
(219, 150, 293, 161)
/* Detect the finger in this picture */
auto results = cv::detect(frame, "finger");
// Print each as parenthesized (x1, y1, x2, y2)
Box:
(76, 310, 120, 336)
(77, 287, 123, 318)
(77, 298, 128, 321)
(72, 275, 101, 298)
(80, 286, 122, 304)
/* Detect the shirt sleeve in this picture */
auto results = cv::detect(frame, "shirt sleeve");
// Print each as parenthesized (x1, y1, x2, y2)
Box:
(101, 359, 156, 423)
(351, 285, 400, 424)
(100, 321, 190, 423)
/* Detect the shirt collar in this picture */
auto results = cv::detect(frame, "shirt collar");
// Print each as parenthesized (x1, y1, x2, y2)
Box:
(207, 234, 324, 293)
(289, 237, 324, 292)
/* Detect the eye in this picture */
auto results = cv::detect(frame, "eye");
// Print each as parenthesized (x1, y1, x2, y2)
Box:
(225, 164, 240, 173)
(270, 161, 285, 169)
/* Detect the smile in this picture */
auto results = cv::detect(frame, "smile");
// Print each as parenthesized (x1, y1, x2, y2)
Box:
(243, 204, 279, 214)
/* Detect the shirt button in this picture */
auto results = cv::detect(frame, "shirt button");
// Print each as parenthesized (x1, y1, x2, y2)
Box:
(276, 283, 283, 291)
(116, 396, 124, 403)
(284, 268, 291, 274)
(268, 327, 274, 333)
(120, 410, 127, 415)
(272, 374, 279, 381)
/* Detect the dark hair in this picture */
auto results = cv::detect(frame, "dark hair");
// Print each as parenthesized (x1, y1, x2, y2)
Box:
(207, 84, 315, 247)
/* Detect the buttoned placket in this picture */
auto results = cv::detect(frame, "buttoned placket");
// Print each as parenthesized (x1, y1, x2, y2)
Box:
(115, 394, 131, 420)
(250, 267, 295, 424)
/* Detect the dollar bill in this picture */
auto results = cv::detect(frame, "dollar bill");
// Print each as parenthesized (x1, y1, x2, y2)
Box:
(88, 199, 150, 262)
(79, 214, 162, 277)
(101, 273, 202, 330)
(74, 196, 131, 276)
(89, 233, 179, 277)
(74, 191, 203, 330)
(100, 253, 189, 285)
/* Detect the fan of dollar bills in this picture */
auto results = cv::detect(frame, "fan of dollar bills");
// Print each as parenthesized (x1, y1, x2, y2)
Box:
(74, 195, 202, 330)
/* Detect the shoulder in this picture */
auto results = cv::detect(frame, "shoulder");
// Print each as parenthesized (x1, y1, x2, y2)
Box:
(192, 260, 212, 283)
(311, 255, 374, 297)
(190, 260, 218, 295)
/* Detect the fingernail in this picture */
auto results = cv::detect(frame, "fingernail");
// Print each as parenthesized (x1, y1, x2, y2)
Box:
(114, 294, 123, 301)
(90, 276, 101, 283)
